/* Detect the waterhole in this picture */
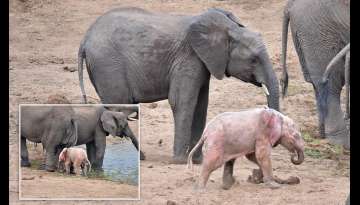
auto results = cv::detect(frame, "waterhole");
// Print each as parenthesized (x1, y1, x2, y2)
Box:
(101, 139, 139, 185)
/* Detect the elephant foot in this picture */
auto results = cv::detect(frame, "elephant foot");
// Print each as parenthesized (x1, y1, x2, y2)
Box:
(247, 169, 263, 184)
(45, 165, 56, 172)
(91, 167, 104, 173)
(264, 179, 281, 189)
(193, 183, 206, 193)
(38, 163, 46, 170)
(327, 131, 349, 150)
(222, 176, 235, 190)
(21, 160, 31, 167)
(140, 151, 146, 160)
(192, 156, 203, 164)
(170, 156, 187, 164)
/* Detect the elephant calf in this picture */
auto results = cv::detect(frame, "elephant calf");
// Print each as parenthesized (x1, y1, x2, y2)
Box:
(187, 107, 304, 190)
(58, 147, 91, 176)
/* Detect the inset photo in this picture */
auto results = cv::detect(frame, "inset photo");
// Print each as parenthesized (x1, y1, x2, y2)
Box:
(19, 104, 140, 200)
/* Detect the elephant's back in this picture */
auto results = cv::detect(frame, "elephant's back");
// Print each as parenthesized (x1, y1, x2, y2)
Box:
(20, 106, 74, 141)
(288, 0, 349, 78)
(83, 7, 190, 48)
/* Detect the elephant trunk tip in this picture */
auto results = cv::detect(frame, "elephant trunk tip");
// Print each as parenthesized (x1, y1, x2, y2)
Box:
(291, 149, 304, 165)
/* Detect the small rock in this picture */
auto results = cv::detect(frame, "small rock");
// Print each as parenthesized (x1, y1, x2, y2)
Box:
(63, 66, 77, 72)
(158, 139, 163, 146)
(147, 165, 153, 168)
(166, 200, 176, 205)
(47, 94, 71, 104)
(22, 176, 35, 180)
(148, 103, 158, 109)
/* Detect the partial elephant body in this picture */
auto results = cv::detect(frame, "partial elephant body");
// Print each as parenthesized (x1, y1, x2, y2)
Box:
(281, 0, 349, 149)
(188, 107, 304, 190)
(59, 147, 91, 176)
(73, 105, 140, 170)
(79, 7, 280, 163)
(20, 106, 78, 171)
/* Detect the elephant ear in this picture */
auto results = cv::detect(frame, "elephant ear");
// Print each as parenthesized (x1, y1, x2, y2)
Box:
(188, 10, 231, 80)
(209, 8, 245, 27)
(101, 111, 118, 137)
(261, 109, 282, 146)
(59, 148, 67, 162)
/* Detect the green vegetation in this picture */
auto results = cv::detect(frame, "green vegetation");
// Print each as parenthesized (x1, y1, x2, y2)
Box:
(302, 132, 347, 160)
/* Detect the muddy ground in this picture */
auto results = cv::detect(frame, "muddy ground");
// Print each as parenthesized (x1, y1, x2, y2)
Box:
(9, 0, 349, 204)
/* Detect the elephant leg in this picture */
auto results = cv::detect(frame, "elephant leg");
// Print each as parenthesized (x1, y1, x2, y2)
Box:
(86, 141, 96, 166)
(222, 158, 236, 190)
(73, 161, 82, 176)
(20, 137, 31, 167)
(190, 82, 209, 164)
(245, 152, 264, 184)
(94, 137, 106, 170)
(344, 51, 350, 120)
(65, 161, 71, 174)
(169, 77, 202, 164)
(325, 90, 349, 148)
(44, 147, 57, 172)
(255, 140, 280, 189)
(198, 149, 223, 189)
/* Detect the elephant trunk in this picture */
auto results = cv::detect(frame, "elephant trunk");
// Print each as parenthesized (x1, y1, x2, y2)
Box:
(263, 59, 280, 111)
(123, 125, 139, 151)
(291, 146, 304, 165)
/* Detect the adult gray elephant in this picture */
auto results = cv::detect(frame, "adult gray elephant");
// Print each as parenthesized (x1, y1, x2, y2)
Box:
(78, 7, 280, 164)
(73, 105, 141, 171)
(280, 0, 349, 149)
(21, 105, 78, 171)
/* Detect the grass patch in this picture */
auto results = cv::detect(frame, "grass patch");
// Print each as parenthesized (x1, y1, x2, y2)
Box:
(302, 132, 347, 160)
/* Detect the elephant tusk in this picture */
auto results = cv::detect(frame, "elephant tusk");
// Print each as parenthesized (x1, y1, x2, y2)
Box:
(261, 84, 270, 96)
(127, 117, 137, 121)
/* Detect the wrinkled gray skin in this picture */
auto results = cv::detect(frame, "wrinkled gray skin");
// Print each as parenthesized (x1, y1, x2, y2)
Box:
(21, 106, 78, 171)
(73, 105, 141, 171)
(322, 43, 350, 120)
(281, 0, 349, 149)
(78, 7, 280, 163)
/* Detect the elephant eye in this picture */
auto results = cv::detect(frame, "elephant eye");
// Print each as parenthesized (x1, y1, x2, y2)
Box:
(250, 57, 258, 65)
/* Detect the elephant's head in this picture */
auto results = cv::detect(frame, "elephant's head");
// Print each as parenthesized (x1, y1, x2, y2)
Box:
(279, 115, 304, 165)
(100, 110, 139, 150)
(262, 108, 304, 165)
(188, 8, 279, 110)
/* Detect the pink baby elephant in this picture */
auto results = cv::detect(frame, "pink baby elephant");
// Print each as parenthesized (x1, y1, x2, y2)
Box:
(58, 147, 91, 176)
(188, 107, 304, 190)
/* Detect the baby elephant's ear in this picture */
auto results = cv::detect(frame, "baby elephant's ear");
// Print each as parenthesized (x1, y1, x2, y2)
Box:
(261, 110, 282, 146)
(59, 148, 67, 161)
(262, 109, 276, 129)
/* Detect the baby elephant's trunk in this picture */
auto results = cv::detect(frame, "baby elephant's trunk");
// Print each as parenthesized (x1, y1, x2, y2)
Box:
(291, 147, 304, 165)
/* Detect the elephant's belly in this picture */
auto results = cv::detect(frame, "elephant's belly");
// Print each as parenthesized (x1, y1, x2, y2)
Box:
(76, 136, 93, 146)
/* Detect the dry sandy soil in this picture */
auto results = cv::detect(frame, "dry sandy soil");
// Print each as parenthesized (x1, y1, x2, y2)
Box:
(9, 0, 349, 204)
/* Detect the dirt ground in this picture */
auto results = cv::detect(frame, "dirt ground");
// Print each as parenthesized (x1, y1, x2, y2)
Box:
(9, 0, 349, 204)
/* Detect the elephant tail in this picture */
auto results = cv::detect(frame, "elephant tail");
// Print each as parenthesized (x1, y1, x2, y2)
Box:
(321, 43, 350, 83)
(280, 1, 291, 98)
(86, 159, 91, 174)
(78, 41, 87, 104)
(187, 135, 206, 171)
